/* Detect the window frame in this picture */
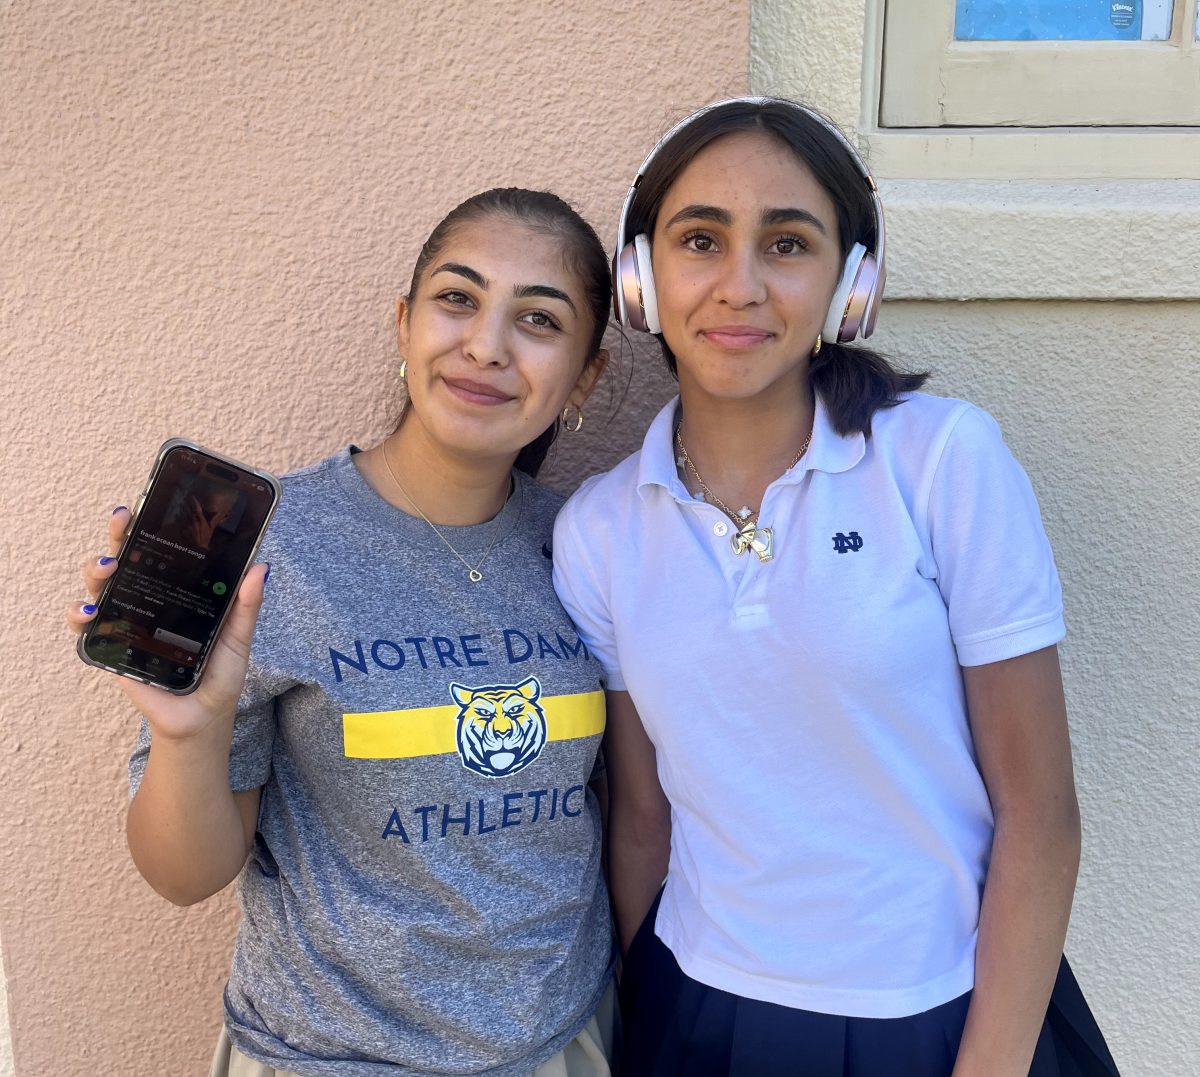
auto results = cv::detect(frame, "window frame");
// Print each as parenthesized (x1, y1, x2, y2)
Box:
(879, 0, 1200, 128)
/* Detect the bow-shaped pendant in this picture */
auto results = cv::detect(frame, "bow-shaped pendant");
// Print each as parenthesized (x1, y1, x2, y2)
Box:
(731, 521, 774, 563)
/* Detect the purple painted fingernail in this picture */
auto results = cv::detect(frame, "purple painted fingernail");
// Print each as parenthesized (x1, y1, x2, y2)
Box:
(263, 563, 271, 584)
(99, 556, 116, 566)
(112, 505, 127, 514)
(82, 603, 97, 615)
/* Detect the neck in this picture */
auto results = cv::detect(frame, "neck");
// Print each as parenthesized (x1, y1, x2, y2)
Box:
(359, 418, 515, 526)
(676, 378, 816, 511)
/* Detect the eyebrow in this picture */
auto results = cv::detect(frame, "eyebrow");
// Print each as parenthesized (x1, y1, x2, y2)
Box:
(761, 207, 827, 234)
(662, 204, 827, 236)
(430, 263, 576, 314)
(515, 283, 577, 314)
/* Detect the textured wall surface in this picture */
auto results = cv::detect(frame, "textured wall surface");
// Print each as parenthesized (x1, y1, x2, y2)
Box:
(0, 3, 744, 1074)
(751, 2, 1199, 1074)
(876, 302, 1200, 1077)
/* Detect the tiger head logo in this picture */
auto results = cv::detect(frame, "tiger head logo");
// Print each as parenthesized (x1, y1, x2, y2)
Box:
(450, 677, 547, 778)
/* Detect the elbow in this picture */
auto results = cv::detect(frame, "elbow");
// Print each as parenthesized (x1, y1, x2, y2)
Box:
(131, 854, 227, 907)
(154, 882, 213, 908)
(994, 789, 1081, 879)
(614, 794, 671, 844)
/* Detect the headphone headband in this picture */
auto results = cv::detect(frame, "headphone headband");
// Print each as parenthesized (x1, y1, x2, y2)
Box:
(613, 96, 886, 342)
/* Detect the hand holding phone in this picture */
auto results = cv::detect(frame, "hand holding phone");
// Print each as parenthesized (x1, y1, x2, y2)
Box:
(76, 440, 281, 696)
(71, 522, 270, 742)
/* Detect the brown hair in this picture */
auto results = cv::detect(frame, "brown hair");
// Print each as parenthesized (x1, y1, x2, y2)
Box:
(405, 188, 610, 474)
(626, 99, 928, 436)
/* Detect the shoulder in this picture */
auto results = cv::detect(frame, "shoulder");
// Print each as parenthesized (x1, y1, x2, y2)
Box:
(278, 448, 353, 497)
(258, 448, 353, 559)
(557, 451, 645, 528)
(867, 392, 1010, 469)
(516, 470, 567, 519)
(870, 391, 981, 442)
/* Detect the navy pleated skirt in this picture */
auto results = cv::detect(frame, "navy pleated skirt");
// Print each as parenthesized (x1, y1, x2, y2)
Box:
(618, 899, 1119, 1077)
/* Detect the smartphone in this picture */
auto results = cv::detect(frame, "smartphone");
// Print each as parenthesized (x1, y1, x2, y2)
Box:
(78, 439, 282, 693)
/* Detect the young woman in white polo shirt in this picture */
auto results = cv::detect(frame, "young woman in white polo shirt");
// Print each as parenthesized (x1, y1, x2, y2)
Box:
(552, 99, 1118, 1076)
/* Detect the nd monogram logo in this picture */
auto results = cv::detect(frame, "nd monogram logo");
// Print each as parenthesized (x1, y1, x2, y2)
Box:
(832, 531, 864, 554)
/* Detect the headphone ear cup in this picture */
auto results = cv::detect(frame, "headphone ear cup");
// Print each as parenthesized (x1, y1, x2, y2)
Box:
(613, 233, 660, 334)
(823, 243, 867, 344)
(632, 233, 661, 335)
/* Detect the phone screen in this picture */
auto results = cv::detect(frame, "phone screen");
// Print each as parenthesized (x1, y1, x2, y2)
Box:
(81, 444, 278, 691)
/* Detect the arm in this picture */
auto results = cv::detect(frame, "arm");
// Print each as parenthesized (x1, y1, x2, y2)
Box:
(70, 509, 268, 905)
(126, 734, 261, 907)
(604, 689, 671, 956)
(953, 645, 1081, 1077)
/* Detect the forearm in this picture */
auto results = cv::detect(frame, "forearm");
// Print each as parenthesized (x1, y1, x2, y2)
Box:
(607, 804, 670, 956)
(126, 719, 255, 906)
(953, 805, 1080, 1076)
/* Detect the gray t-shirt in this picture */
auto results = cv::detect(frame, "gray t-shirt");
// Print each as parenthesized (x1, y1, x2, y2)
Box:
(130, 449, 613, 1077)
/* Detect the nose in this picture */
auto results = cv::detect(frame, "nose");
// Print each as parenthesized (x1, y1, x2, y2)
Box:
(463, 308, 512, 368)
(711, 244, 767, 309)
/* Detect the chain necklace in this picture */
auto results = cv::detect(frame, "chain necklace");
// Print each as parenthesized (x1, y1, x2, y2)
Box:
(381, 443, 507, 583)
(674, 425, 812, 563)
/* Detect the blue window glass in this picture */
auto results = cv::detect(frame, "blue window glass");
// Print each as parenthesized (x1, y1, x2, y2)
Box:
(955, 1, 1174, 40)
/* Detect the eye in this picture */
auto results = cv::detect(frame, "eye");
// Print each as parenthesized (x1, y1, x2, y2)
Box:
(519, 310, 563, 332)
(505, 703, 524, 718)
(681, 231, 718, 253)
(436, 289, 474, 308)
(770, 234, 808, 255)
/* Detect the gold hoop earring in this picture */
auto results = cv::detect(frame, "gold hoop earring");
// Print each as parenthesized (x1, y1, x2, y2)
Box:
(398, 359, 408, 379)
(561, 403, 584, 433)
(811, 335, 822, 358)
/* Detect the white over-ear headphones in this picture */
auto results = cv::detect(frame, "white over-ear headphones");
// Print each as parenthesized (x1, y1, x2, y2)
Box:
(613, 97, 886, 344)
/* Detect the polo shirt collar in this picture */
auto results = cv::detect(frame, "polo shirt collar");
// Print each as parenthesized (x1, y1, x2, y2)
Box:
(636, 393, 866, 500)
(789, 392, 866, 478)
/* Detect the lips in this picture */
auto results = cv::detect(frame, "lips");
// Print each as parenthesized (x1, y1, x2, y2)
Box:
(699, 326, 773, 349)
(441, 376, 515, 406)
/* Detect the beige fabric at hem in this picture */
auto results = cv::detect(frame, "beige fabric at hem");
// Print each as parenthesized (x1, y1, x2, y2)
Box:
(209, 984, 614, 1077)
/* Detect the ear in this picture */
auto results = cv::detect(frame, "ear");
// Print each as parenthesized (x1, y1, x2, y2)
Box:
(515, 676, 541, 702)
(567, 348, 609, 409)
(450, 683, 472, 706)
(396, 296, 411, 355)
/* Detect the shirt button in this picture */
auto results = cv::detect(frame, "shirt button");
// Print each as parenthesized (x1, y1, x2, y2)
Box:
(713, 521, 729, 536)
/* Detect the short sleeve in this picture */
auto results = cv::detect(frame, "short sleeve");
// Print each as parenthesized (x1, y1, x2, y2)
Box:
(127, 657, 295, 797)
(925, 406, 1065, 667)
(552, 484, 626, 692)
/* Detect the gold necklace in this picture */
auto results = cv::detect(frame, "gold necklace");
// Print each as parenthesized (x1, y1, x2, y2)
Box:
(674, 425, 812, 564)
(381, 444, 506, 583)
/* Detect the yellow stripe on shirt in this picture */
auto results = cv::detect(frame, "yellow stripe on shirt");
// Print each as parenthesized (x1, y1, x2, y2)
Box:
(343, 689, 605, 760)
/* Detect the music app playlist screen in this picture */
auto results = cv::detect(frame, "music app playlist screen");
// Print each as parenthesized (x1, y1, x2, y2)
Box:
(89, 450, 274, 678)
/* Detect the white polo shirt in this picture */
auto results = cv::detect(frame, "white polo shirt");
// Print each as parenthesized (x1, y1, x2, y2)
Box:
(552, 392, 1064, 1019)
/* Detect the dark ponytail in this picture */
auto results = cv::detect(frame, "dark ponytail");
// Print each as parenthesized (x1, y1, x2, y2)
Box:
(810, 341, 928, 438)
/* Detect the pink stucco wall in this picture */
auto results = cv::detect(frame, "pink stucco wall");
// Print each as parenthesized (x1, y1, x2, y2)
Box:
(0, 3, 749, 1073)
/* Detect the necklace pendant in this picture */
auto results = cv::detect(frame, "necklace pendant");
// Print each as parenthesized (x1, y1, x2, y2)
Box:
(468, 569, 483, 583)
(731, 522, 774, 563)
(737, 506, 753, 521)
(750, 526, 774, 563)
(730, 521, 754, 557)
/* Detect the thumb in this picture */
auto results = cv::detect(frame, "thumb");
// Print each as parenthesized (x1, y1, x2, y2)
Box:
(186, 563, 269, 713)
(208, 558, 270, 666)
(212, 563, 269, 667)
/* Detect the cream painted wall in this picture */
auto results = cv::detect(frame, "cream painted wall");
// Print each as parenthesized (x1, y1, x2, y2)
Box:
(0, 3, 739, 1074)
(753, 3, 1200, 1075)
